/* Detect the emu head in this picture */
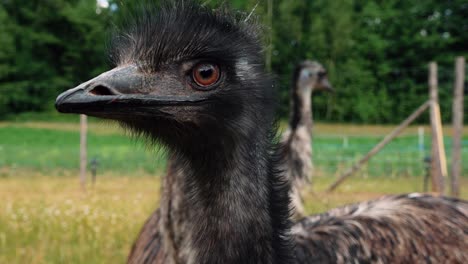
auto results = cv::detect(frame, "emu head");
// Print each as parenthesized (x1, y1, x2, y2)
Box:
(293, 60, 333, 96)
(56, 1, 275, 148)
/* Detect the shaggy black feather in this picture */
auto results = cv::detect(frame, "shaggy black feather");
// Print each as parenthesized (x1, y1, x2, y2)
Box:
(56, 1, 468, 263)
(110, 0, 259, 73)
(109, 1, 293, 263)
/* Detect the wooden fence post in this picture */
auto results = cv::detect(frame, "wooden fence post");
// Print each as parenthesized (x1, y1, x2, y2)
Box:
(428, 62, 447, 195)
(80, 114, 87, 192)
(451, 57, 465, 197)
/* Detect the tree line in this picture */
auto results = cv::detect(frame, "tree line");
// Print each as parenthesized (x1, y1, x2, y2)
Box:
(1, 0, 466, 123)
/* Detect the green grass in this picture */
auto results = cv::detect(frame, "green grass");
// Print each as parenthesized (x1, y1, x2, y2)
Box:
(0, 121, 467, 263)
(0, 125, 167, 175)
(1, 122, 467, 178)
(3, 111, 101, 123)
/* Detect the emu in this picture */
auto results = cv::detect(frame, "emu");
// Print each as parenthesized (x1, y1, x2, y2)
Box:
(281, 60, 332, 218)
(126, 60, 331, 261)
(132, 60, 333, 241)
(56, 1, 468, 263)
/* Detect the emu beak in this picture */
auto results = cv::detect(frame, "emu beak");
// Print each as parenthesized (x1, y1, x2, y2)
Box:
(321, 78, 334, 93)
(55, 65, 209, 118)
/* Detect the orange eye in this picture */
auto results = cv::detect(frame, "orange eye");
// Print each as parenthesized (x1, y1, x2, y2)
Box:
(192, 63, 220, 88)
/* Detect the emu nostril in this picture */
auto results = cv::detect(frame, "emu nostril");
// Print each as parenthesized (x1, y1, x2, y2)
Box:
(89, 85, 115, 96)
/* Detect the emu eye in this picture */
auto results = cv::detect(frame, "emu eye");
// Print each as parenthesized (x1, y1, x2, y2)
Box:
(192, 63, 220, 88)
(318, 71, 327, 78)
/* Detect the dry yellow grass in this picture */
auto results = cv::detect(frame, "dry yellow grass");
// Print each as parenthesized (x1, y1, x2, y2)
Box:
(1, 121, 466, 263)
(0, 172, 161, 264)
(1, 170, 466, 263)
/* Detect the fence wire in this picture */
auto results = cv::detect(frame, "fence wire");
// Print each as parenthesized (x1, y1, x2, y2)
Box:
(312, 133, 468, 178)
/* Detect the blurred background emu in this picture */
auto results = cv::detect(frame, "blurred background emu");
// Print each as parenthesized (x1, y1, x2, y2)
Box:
(0, 0, 467, 263)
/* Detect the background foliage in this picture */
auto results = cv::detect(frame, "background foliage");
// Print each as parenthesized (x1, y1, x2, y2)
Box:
(0, 0, 467, 123)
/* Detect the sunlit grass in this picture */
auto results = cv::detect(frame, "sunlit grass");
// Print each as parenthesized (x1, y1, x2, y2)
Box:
(0, 121, 467, 263)
(303, 174, 468, 213)
(0, 173, 161, 264)
(0, 171, 466, 264)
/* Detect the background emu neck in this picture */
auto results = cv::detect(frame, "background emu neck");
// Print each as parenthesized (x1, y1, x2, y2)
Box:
(289, 84, 313, 132)
(160, 124, 292, 264)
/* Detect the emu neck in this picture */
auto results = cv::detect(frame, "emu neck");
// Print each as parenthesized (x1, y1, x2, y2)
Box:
(289, 85, 313, 132)
(160, 127, 291, 264)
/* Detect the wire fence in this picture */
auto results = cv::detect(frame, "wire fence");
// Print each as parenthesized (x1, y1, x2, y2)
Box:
(312, 132, 468, 178)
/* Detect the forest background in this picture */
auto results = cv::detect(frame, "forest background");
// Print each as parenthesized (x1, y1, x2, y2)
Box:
(1, 0, 467, 123)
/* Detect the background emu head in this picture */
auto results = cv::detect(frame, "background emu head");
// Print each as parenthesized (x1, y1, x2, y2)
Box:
(56, 1, 275, 148)
(294, 60, 333, 95)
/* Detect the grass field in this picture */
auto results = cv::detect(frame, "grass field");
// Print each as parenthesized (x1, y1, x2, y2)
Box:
(0, 120, 467, 263)
(0, 175, 160, 264)
(0, 122, 167, 175)
(1, 120, 467, 177)
(1, 174, 466, 264)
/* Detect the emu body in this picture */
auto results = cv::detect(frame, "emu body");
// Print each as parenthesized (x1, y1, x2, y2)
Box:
(130, 194, 468, 264)
(55, 1, 468, 263)
(281, 61, 332, 218)
(134, 61, 331, 248)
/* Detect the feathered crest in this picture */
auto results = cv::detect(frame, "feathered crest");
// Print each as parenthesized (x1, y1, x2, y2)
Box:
(109, 0, 262, 73)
